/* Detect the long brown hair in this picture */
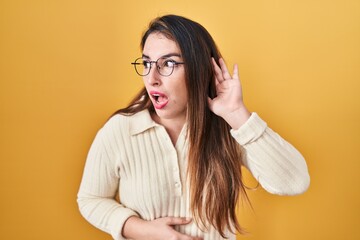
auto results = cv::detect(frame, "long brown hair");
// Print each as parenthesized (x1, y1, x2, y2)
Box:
(115, 15, 248, 237)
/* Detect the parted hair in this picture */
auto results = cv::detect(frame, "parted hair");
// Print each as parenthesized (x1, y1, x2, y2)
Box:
(114, 14, 249, 237)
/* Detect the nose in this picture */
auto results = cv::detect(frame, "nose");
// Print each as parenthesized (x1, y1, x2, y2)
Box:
(145, 64, 161, 86)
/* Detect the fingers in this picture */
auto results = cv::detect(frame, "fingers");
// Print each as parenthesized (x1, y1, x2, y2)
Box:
(212, 58, 223, 84)
(165, 217, 192, 226)
(179, 235, 203, 240)
(232, 63, 239, 80)
(212, 58, 239, 82)
(218, 58, 232, 80)
(157, 217, 203, 240)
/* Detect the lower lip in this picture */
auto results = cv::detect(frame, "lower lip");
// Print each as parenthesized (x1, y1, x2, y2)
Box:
(153, 100, 168, 109)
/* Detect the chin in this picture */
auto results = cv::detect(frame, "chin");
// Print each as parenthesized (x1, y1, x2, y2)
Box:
(154, 108, 187, 121)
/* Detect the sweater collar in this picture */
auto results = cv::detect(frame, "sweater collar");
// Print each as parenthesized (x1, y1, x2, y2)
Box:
(129, 109, 158, 135)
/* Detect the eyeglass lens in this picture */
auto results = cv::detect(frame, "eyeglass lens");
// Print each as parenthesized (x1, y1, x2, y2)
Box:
(134, 58, 176, 76)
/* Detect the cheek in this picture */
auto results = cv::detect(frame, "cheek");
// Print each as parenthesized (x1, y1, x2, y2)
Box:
(170, 75, 187, 98)
(179, 83, 188, 101)
(172, 84, 187, 106)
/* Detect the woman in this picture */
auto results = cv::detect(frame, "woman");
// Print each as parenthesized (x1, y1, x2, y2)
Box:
(77, 15, 310, 240)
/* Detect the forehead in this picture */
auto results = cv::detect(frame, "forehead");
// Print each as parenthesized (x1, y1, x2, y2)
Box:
(142, 33, 181, 59)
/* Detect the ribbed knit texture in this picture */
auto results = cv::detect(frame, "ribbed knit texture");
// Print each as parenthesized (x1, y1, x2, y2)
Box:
(77, 110, 310, 240)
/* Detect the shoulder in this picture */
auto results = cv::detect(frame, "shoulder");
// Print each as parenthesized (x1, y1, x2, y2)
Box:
(101, 109, 153, 137)
(90, 110, 151, 154)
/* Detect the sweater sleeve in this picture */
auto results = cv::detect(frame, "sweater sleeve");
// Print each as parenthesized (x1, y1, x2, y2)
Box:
(230, 112, 310, 195)
(77, 125, 138, 240)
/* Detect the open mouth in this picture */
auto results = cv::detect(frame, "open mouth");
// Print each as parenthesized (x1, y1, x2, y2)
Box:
(150, 91, 169, 109)
(152, 93, 166, 103)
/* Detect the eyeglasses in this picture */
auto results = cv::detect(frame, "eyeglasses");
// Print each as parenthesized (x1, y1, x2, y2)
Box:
(131, 57, 184, 77)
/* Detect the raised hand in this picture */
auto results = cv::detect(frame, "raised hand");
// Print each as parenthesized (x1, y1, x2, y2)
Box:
(123, 216, 203, 240)
(207, 58, 251, 129)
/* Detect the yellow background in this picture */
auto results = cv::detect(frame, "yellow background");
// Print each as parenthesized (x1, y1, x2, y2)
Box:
(0, 0, 359, 239)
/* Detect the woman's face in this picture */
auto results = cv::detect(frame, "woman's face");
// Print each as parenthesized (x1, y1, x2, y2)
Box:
(142, 32, 188, 123)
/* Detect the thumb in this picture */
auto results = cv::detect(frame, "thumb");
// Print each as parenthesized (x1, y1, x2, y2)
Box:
(207, 97, 214, 112)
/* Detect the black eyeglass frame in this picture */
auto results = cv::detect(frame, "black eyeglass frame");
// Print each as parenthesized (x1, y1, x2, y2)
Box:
(131, 57, 185, 77)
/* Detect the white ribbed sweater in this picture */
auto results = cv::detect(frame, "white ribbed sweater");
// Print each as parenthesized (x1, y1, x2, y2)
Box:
(77, 110, 310, 240)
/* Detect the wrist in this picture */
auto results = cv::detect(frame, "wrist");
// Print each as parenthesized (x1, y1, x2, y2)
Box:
(122, 216, 147, 239)
(223, 105, 251, 130)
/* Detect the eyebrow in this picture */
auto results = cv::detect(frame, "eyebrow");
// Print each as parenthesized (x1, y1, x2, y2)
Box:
(142, 53, 182, 59)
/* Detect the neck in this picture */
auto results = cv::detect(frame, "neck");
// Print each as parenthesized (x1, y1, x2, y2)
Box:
(152, 113, 186, 146)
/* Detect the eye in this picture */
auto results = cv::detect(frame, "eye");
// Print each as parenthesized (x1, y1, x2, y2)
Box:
(142, 60, 151, 69)
(163, 59, 176, 68)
